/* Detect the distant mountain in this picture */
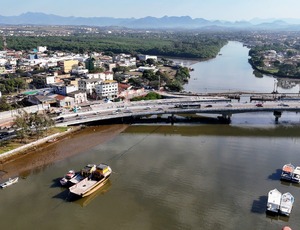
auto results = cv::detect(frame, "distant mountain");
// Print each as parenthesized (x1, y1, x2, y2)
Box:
(0, 12, 299, 30)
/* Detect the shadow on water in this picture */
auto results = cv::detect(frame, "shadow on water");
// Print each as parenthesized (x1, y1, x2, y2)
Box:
(268, 169, 281, 181)
(51, 177, 63, 188)
(265, 212, 290, 223)
(52, 179, 112, 207)
(73, 179, 112, 207)
(251, 195, 268, 214)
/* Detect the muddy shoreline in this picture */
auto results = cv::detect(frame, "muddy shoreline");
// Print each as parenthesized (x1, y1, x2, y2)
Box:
(0, 124, 128, 180)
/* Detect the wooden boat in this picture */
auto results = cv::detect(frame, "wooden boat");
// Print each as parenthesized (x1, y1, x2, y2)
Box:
(281, 163, 295, 181)
(69, 163, 112, 198)
(280, 192, 294, 216)
(0, 177, 19, 188)
(291, 166, 300, 183)
(267, 188, 282, 213)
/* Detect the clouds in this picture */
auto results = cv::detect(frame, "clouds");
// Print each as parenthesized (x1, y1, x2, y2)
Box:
(1, 0, 300, 21)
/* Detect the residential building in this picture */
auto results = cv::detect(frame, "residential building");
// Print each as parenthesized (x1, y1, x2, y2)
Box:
(68, 91, 88, 104)
(58, 60, 79, 73)
(95, 80, 118, 99)
(51, 83, 78, 96)
(78, 78, 102, 96)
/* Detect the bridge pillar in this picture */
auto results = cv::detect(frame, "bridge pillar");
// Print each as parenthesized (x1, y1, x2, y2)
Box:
(168, 114, 176, 125)
(273, 111, 282, 123)
(218, 114, 232, 123)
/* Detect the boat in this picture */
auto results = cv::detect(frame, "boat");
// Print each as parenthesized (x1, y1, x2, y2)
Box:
(69, 163, 112, 198)
(47, 138, 57, 143)
(291, 166, 300, 183)
(267, 188, 282, 213)
(60, 170, 76, 186)
(281, 163, 295, 181)
(60, 164, 97, 186)
(280, 192, 294, 216)
(0, 177, 19, 188)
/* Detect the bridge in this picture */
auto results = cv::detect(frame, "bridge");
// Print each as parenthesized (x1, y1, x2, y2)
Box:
(55, 95, 300, 126)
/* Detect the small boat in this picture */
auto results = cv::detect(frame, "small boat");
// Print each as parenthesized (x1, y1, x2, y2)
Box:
(69, 163, 112, 198)
(280, 192, 294, 216)
(281, 163, 295, 181)
(47, 138, 57, 143)
(291, 166, 300, 183)
(0, 177, 19, 188)
(60, 170, 76, 186)
(60, 164, 97, 186)
(267, 188, 282, 213)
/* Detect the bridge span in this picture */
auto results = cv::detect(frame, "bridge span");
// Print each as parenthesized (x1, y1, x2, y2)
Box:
(56, 96, 300, 126)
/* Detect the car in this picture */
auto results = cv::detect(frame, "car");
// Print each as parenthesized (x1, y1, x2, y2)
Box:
(278, 103, 289, 107)
(256, 103, 263, 107)
(225, 104, 233, 107)
(157, 108, 164, 111)
(205, 105, 212, 108)
(124, 110, 133, 113)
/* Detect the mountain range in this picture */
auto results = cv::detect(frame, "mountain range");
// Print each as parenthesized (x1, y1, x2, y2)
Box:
(1, 12, 300, 30)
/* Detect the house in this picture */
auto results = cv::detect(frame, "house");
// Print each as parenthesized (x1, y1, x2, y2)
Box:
(68, 91, 88, 105)
(48, 94, 75, 108)
(137, 54, 157, 61)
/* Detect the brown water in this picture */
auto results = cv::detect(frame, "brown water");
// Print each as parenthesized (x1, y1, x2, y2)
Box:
(1, 123, 300, 230)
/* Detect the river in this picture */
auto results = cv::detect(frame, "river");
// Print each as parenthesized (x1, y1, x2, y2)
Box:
(1, 41, 300, 230)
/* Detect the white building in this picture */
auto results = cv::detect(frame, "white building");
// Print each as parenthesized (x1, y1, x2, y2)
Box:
(95, 80, 118, 99)
(78, 78, 102, 95)
(137, 54, 158, 61)
(38, 46, 47, 53)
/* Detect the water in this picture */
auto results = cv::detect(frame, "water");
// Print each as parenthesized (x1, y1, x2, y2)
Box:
(184, 41, 300, 94)
(1, 41, 300, 230)
(1, 125, 300, 230)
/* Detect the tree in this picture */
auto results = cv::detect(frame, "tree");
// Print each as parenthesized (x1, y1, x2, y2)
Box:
(14, 109, 54, 143)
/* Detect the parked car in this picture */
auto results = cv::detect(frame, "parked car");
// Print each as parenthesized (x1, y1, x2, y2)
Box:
(205, 105, 212, 108)
(256, 103, 263, 107)
(225, 104, 233, 107)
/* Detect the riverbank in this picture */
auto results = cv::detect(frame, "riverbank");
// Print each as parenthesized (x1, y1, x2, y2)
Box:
(0, 124, 128, 180)
(0, 126, 82, 163)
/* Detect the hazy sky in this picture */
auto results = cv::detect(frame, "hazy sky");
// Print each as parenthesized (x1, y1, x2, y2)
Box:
(1, 0, 300, 21)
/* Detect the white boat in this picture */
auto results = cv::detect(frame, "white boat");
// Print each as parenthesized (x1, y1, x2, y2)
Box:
(60, 170, 76, 186)
(281, 163, 295, 181)
(69, 163, 112, 198)
(0, 177, 19, 188)
(267, 188, 282, 213)
(291, 166, 300, 183)
(280, 192, 294, 216)
(60, 164, 96, 186)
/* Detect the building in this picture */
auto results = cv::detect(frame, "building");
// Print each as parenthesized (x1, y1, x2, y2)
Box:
(58, 60, 79, 73)
(78, 78, 102, 96)
(51, 83, 78, 96)
(95, 80, 118, 99)
(137, 54, 158, 61)
(68, 91, 88, 105)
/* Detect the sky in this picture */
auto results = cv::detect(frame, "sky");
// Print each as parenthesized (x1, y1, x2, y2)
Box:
(1, 0, 300, 21)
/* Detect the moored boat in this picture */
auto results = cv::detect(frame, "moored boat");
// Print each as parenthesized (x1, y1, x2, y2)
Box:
(267, 188, 282, 213)
(0, 177, 19, 188)
(291, 166, 300, 183)
(281, 163, 295, 181)
(69, 163, 112, 198)
(60, 170, 76, 186)
(60, 164, 97, 186)
(280, 192, 294, 216)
